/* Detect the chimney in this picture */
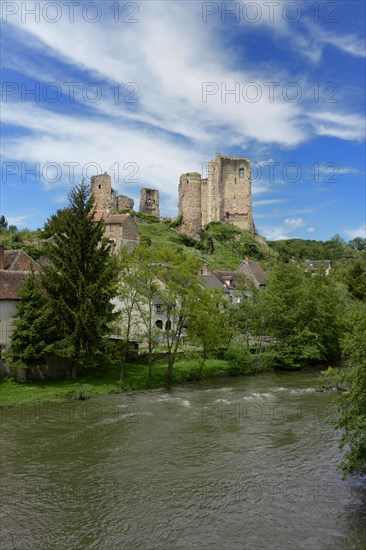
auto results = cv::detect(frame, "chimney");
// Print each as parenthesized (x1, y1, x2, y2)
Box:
(202, 264, 209, 276)
(0, 245, 5, 270)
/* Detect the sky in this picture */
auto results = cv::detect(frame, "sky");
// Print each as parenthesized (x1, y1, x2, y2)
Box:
(1, 0, 365, 241)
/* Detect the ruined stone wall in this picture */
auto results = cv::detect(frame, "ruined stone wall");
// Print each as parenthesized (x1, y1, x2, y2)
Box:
(179, 173, 202, 239)
(139, 188, 160, 217)
(207, 154, 222, 225)
(116, 195, 134, 210)
(200, 178, 208, 229)
(91, 173, 112, 210)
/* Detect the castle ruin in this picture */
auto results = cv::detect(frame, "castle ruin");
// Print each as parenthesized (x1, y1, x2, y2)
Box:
(139, 188, 160, 217)
(90, 173, 139, 252)
(90, 173, 135, 211)
(90, 152, 255, 245)
(179, 153, 254, 239)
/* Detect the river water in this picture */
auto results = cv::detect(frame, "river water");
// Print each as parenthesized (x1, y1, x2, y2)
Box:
(1, 369, 365, 549)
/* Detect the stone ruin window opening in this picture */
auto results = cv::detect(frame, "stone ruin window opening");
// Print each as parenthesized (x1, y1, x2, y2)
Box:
(156, 304, 162, 313)
(98, 184, 102, 189)
(165, 320, 172, 331)
(239, 168, 244, 178)
(155, 320, 163, 329)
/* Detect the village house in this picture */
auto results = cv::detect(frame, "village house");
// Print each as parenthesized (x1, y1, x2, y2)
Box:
(0, 246, 41, 358)
(94, 210, 140, 253)
(304, 260, 331, 276)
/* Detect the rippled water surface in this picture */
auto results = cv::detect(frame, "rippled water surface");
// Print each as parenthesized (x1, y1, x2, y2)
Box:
(1, 370, 366, 549)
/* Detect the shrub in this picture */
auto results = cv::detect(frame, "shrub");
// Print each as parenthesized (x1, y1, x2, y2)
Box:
(225, 342, 254, 376)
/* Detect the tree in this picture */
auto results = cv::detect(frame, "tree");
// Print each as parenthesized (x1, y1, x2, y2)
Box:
(342, 260, 366, 301)
(158, 249, 201, 384)
(42, 181, 119, 378)
(337, 303, 366, 476)
(255, 264, 343, 368)
(117, 247, 145, 381)
(348, 237, 366, 252)
(188, 287, 226, 376)
(133, 247, 161, 378)
(8, 270, 50, 371)
(43, 208, 71, 238)
(0, 215, 7, 229)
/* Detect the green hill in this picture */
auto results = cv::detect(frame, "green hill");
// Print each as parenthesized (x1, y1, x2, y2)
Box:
(136, 217, 275, 271)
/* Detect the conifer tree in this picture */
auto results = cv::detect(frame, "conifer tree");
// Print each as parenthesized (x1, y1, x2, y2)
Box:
(42, 181, 119, 378)
(8, 270, 50, 370)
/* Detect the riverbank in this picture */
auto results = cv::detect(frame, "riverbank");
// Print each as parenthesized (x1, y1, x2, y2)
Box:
(0, 358, 232, 406)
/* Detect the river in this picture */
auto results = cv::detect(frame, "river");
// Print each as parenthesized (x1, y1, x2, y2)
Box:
(1, 368, 365, 549)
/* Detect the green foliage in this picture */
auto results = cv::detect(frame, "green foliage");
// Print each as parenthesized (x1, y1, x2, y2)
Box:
(225, 342, 254, 375)
(336, 303, 366, 477)
(0, 215, 7, 228)
(140, 235, 152, 247)
(204, 221, 242, 242)
(254, 264, 344, 369)
(165, 214, 183, 228)
(7, 270, 50, 369)
(135, 212, 160, 223)
(0, 226, 44, 259)
(188, 288, 228, 374)
(43, 208, 72, 238)
(336, 259, 366, 301)
(348, 237, 366, 252)
(41, 181, 119, 377)
(170, 232, 202, 249)
(268, 234, 361, 262)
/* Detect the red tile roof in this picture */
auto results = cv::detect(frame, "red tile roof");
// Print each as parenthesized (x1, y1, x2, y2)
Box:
(104, 214, 129, 225)
(0, 271, 30, 300)
(94, 210, 109, 222)
(0, 248, 41, 299)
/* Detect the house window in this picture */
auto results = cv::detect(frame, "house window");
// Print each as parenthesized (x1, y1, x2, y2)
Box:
(239, 168, 244, 178)
(156, 305, 162, 313)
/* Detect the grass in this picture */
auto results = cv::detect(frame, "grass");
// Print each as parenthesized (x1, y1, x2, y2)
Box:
(137, 222, 271, 271)
(0, 358, 231, 406)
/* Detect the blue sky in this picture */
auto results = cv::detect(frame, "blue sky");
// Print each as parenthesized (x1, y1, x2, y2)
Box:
(1, 0, 365, 241)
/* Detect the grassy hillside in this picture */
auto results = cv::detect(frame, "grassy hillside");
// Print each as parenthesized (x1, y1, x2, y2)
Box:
(137, 219, 275, 271)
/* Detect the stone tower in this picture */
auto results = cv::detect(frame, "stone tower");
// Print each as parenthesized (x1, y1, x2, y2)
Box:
(90, 173, 134, 212)
(207, 153, 253, 230)
(139, 188, 160, 217)
(179, 153, 254, 238)
(179, 173, 202, 239)
(90, 173, 112, 211)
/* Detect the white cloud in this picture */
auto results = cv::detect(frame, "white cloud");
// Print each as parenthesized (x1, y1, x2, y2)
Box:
(259, 217, 308, 240)
(6, 215, 29, 227)
(307, 226, 316, 233)
(344, 223, 366, 239)
(309, 112, 365, 142)
(253, 199, 287, 206)
(284, 217, 305, 228)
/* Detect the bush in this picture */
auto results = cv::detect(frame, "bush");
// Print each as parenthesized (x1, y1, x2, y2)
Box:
(140, 235, 152, 247)
(170, 233, 202, 248)
(225, 342, 254, 376)
(205, 222, 241, 243)
(166, 214, 183, 228)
